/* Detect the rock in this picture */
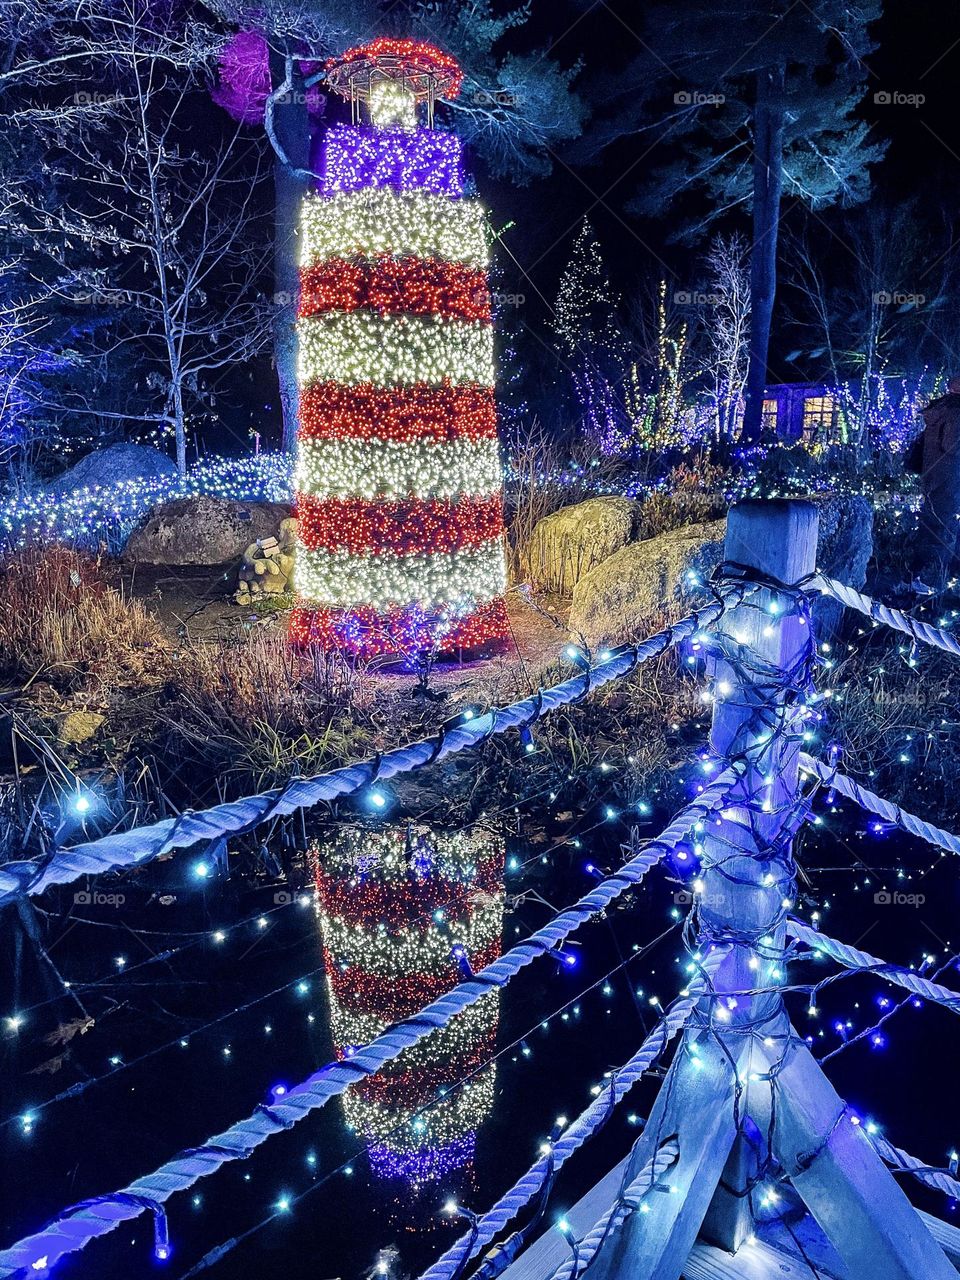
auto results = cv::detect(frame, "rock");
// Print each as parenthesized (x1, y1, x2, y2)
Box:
(812, 496, 874, 641)
(59, 710, 105, 745)
(570, 519, 726, 648)
(47, 444, 178, 495)
(522, 497, 637, 596)
(124, 496, 292, 566)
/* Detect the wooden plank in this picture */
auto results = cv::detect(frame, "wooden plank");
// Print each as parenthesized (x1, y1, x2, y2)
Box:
(494, 1158, 630, 1280)
(683, 1234, 846, 1280)
(583, 1037, 743, 1280)
(769, 1040, 956, 1280)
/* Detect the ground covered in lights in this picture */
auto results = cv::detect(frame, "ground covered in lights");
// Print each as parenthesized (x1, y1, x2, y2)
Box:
(0, 802, 956, 1280)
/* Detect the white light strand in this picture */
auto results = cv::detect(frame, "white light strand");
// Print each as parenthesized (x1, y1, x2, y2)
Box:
(320, 900, 504, 976)
(300, 190, 489, 271)
(294, 539, 506, 608)
(297, 313, 494, 389)
(295, 437, 502, 501)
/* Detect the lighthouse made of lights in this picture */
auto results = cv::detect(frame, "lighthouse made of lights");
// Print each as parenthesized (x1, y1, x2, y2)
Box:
(289, 38, 509, 661)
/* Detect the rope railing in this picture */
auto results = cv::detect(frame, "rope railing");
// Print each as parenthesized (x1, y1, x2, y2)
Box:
(546, 1140, 681, 1280)
(799, 752, 960, 859)
(813, 573, 960, 659)
(9, 518, 960, 1280)
(788, 920, 960, 1015)
(0, 769, 742, 1278)
(417, 952, 728, 1280)
(0, 595, 745, 910)
(868, 1133, 960, 1203)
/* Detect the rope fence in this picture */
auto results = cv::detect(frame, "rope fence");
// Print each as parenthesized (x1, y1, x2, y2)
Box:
(788, 920, 960, 1015)
(0, 594, 745, 910)
(869, 1133, 960, 1204)
(6, 544, 960, 1278)
(814, 573, 960, 660)
(799, 753, 960, 859)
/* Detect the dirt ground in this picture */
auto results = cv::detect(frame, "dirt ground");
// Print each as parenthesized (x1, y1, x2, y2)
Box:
(118, 559, 572, 697)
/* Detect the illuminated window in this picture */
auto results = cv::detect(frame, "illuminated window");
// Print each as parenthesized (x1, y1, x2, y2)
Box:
(802, 394, 837, 441)
(762, 398, 779, 430)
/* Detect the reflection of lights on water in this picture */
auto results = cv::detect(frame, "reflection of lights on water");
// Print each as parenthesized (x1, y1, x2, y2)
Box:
(311, 824, 504, 1187)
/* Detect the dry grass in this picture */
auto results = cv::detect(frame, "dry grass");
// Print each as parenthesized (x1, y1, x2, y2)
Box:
(634, 462, 728, 541)
(0, 544, 165, 689)
(505, 421, 628, 581)
(151, 629, 381, 794)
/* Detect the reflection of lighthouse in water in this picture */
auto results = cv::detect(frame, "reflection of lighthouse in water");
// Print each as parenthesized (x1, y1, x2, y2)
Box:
(311, 825, 504, 1187)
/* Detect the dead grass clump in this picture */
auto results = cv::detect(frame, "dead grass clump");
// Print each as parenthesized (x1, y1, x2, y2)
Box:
(151, 629, 381, 794)
(635, 463, 728, 541)
(0, 544, 165, 688)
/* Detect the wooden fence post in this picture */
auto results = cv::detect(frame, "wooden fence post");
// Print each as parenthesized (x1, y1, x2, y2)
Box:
(697, 499, 819, 1250)
(500, 501, 956, 1280)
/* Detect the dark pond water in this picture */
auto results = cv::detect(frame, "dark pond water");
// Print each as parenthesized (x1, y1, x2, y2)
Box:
(1, 797, 958, 1280)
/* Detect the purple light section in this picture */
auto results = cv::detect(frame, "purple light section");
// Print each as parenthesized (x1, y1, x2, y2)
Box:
(319, 125, 464, 198)
(367, 1132, 476, 1182)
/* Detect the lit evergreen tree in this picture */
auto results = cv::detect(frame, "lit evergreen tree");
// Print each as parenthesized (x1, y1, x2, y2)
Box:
(552, 219, 629, 451)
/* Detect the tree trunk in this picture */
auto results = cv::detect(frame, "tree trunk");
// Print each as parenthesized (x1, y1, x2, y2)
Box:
(741, 64, 785, 445)
(172, 381, 187, 477)
(269, 48, 311, 456)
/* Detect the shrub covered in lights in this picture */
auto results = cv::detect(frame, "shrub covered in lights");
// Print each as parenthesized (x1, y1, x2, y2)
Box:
(0, 453, 293, 554)
(290, 39, 509, 661)
(310, 824, 504, 1185)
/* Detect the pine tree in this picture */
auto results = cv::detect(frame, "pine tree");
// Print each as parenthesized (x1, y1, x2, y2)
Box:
(575, 0, 885, 442)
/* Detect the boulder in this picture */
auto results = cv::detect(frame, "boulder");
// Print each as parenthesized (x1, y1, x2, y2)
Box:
(812, 495, 874, 641)
(522, 497, 638, 596)
(570, 519, 725, 649)
(124, 496, 292, 566)
(47, 444, 177, 495)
